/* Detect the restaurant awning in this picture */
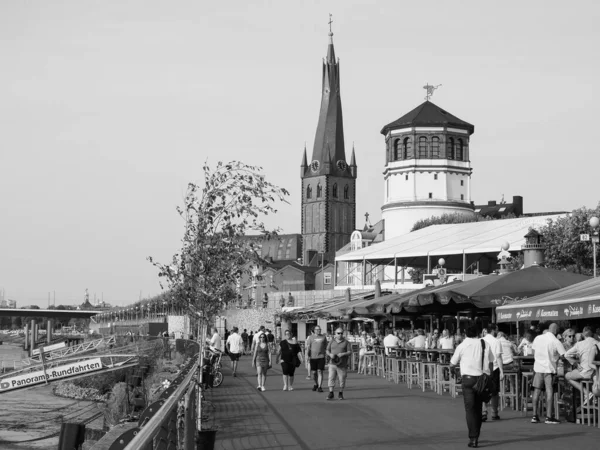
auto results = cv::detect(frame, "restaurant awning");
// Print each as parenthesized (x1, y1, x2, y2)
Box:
(496, 276, 600, 323)
(421, 266, 589, 309)
(320, 291, 393, 316)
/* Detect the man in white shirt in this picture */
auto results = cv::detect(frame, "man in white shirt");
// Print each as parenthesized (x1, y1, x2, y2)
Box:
(496, 332, 517, 369)
(564, 326, 598, 391)
(438, 329, 455, 350)
(207, 327, 221, 352)
(530, 322, 566, 424)
(482, 324, 503, 421)
(226, 326, 245, 377)
(407, 329, 426, 348)
(383, 331, 401, 356)
(450, 326, 495, 448)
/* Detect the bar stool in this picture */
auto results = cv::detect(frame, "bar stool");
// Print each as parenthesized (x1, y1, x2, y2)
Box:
(406, 357, 420, 389)
(421, 360, 437, 392)
(436, 362, 452, 395)
(385, 357, 398, 383)
(397, 357, 408, 383)
(577, 380, 597, 426)
(376, 352, 386, 378)
(364, 354, 377, 375)
(501, 371, 519, 411)
(520, 372, 534, 415)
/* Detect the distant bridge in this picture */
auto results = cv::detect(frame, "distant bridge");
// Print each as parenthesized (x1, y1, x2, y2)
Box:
(0, 308, 99, 319)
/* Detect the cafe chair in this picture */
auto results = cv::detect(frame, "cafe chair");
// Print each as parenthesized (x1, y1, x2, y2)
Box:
(576, 380, 597, 427)
(406, 356, 420, 389)
(520, 372, 535, 416)
(500, 371, 519, 411)
(436, 362, 452, 395)
(421, 360, 437, 392)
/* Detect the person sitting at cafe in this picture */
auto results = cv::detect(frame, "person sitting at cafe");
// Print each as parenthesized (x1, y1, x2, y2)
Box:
(517, 330, 535, 355)
(438, 329, 455, 350)
(407, 329, 426, 348)
(560, 328, 575, 351)
(564, 326, 599, 392)
(383, 330, 402, 356)
(426, 329, 440, 349)
(496, 331, 517, 371)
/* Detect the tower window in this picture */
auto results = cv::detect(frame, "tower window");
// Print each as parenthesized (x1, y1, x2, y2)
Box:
(456, 139, 464, 161)
(447, 137, 455, 160)
(332, 183, 338, 198)
(428, 193, 433, 199)
(461, 194, 464, 200)
(403, 137, 411, 159)
(418, 137, 428, 158)
(434, 174, 438, 180)
(394, 139, 401, 160)
(405, 174, 408, 181)
(344, 184, 349, 199)
(306, 185, 312, 199)
(461, 180, 464, 186)
(431, 137, 440, 158)
(317, 183, 322, 198)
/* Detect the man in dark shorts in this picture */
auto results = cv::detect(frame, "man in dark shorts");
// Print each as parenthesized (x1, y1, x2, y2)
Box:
(241, 329, 249, 355)
(305, 325, 328, 392)
(226, 327, 244, 377)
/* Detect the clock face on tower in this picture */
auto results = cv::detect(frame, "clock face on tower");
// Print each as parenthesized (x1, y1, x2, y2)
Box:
(310, 160, 320, 173)
(337, 160, 348, 171)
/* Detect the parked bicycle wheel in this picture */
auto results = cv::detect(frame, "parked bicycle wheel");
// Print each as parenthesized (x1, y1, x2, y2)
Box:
(213, 371, 223, 388)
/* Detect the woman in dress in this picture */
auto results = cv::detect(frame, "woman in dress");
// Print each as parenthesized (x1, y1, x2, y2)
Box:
(252, 333, 272, 391)
(358, 331, 370, 374)
(277, 329, 303, 391)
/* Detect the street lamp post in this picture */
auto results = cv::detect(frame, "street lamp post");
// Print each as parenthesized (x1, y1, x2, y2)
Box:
(590, 216, 599, 278)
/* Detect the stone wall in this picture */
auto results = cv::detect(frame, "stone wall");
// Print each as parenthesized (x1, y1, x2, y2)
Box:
(218, 308, 279, 335)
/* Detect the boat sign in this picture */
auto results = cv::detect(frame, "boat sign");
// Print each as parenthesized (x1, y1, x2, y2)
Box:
(0, 358, 103, 393)
(32, 341, 67, 356)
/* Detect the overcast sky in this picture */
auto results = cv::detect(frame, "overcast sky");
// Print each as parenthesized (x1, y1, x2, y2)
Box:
(1, 0, 598, 308)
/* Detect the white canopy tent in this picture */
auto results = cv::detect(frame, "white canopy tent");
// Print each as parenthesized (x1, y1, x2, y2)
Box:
(334, 214, 565, 287)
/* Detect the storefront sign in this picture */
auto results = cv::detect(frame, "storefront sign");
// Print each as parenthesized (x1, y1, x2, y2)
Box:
(497, 312, 513, 321)
(0, 358, 103, 393)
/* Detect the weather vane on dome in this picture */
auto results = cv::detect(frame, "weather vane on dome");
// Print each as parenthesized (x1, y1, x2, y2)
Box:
(423, 83, 442, 101)
(328, 13, 333, 35)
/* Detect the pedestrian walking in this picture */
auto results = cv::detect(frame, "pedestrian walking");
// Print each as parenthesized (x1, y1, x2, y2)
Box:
(276, 329, 303, 391)
(449, 326, 495, 448)
(326, 328, 351, 400)
(305, 327, 315, 379)
(241, 329, 249, 355)
(226, 326, 244, 377)
(252, 332, 272, 391)
(481, 324, 503, 421)
(306, 325, 328, 392)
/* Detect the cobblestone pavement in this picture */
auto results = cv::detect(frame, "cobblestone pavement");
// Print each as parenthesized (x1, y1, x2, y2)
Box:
(208, 356, 600, 450)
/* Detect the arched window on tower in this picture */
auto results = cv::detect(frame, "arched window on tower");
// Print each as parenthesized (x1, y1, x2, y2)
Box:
(418, 137, 428, 158)
(333, 183, 338, 198)
(306, 185, 312, 199)
(447, 137, 455, 160)
(394, 139, 401, 160)
(431, 137, 440, 158)
(344, 184, 349, 199)
(317, 183, 322, 198)
(403, 137, 411, 159)
(456, 139, 464, 161)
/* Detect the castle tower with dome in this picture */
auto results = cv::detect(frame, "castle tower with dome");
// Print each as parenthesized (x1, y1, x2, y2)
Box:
(380, 100, 476, 238)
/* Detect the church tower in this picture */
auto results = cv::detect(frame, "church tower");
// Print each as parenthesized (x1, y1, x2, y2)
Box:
(301, 28, 356, 265)
(380, 100, 476, 239)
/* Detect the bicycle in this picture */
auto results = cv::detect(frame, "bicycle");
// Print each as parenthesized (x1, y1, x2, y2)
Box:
(203, 347, 224, 388)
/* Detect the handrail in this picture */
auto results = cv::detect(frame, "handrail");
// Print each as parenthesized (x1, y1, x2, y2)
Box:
(123, 358, 199, 450)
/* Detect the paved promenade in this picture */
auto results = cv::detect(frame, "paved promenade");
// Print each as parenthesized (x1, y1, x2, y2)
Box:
(207, 356, 600, 450)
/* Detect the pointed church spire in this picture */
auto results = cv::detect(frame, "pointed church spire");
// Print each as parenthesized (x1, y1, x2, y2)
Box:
(310, 17, 347, 176)
(350, 143, 356, 166)
(301, 143, 308, 166)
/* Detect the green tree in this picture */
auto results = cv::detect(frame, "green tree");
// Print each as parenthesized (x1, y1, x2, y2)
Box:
(148, 161, 288, 321)
(539, 204, 600, 275)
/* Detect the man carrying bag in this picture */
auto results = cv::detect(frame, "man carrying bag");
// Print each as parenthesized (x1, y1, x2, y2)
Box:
(450, 326, 495, 448)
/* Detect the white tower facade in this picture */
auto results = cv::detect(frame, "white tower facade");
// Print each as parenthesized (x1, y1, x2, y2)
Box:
(381, 101, 476, 239)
